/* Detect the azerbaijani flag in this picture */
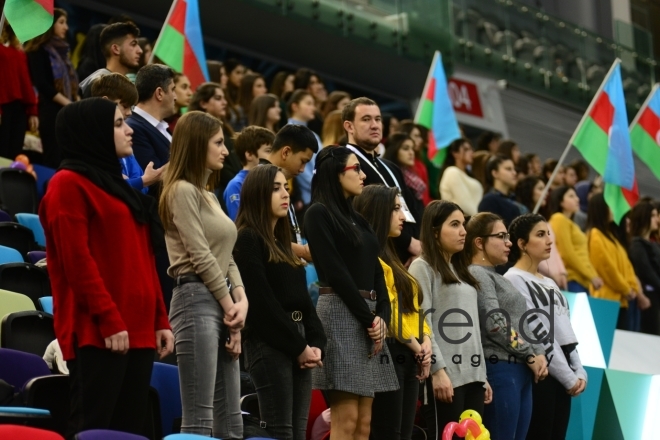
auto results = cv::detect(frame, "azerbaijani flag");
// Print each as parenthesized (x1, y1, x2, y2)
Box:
(571, 59, 637, 224)
(630, 83, 660, 181)
(4, 0, 54, 44)
(152, 0, 209, 89)
(414, 51, 461, 167)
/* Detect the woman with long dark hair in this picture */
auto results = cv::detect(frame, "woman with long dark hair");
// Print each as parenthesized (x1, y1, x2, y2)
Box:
(233, 165, 326, 440)
(353, 185, 432, 440)
(516, 176, 568, 289)
(40, 98, 172, 437)
(548, 186, 602, 293)
(409, 200, 490, 440)
(248, 93, 281, 132)
(159, 111, 248, 438)
(504, 213, 587, 440)
(629, 202, 660, 335)
(586, 193, 643, 329)
(304, 147, 398, 440)
(383, 133, 430, 208)
(439, 138, 482, 215)
(235, 73, 267, 130)
(26, 8, 79, 167)
(465, 212, 547, 440)
(478, 155, 525, 226)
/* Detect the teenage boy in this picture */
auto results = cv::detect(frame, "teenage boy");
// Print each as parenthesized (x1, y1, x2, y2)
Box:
(224, 126, 275, 221)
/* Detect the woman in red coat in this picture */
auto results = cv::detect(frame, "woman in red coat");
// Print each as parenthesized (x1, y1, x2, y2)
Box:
(39, 98, 173, 439)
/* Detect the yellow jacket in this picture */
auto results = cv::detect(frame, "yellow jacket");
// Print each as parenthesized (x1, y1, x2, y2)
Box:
(549, 213, 598, 288)
(586, 228, 638, 307)
(380, 258, 431, 342)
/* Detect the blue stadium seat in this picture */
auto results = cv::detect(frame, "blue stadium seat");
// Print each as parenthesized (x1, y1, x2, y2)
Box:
(27, 250, 46, 265)
(39, 297, 53, 315)
(0, 245, 23, 264)
(163, 434, 213, 439)
(0, 348, 50, 391)
(150, 362, 182, 436)
(75, 430, 148, 440)
(16, 214, 46, 247)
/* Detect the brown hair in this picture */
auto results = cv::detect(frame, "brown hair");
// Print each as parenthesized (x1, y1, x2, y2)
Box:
(464, 212, 504, 263)
(206, 60, 223, 83)
(189, 82, 234, 136)
(235, 165, 303, 267)
(270, 71, 292, 99)
(248, 93, 279, 130)
(25, 8, 67, 51)
(321, 91, 351, 119)
(496, 140, 519, 163)
(341, 97, 377, 123)
(629, 202, 657, 238)
(286, 89, 312, 116)
(90, 73, 138, 107)
(353, 185, 422, 312)
(159, 111, 223, 229)
(234, 126, 275, 166)
(419, 200, 479, 288)
(321, 110, 345, 146)
(237, 73, 264, 114)
(471, 151, 491, 189)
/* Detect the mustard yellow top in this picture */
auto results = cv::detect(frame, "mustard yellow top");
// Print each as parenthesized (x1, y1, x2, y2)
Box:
(380, 258, 431, 342)
(587, 228, 638, 307)
(549, 213, 598, 288)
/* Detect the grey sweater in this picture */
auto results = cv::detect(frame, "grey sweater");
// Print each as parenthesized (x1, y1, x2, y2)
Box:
(409, 257, 487, 389)
(469, 265, 545, 364)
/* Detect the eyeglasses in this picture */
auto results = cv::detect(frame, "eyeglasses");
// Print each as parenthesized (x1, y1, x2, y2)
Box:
(342, 164, 361, 174)
(482, 232, 510, 242)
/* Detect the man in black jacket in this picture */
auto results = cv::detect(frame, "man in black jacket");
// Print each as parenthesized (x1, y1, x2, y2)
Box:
(342, 97, 422, 264)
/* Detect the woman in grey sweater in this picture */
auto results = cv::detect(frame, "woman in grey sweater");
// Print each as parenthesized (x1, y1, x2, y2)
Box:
(409, 201, 491, 439)
(504, 213, 587, 440)
(465, 212, 548, 440)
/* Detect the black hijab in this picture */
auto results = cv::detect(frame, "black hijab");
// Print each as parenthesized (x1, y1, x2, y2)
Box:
(56, 98, 165, 251)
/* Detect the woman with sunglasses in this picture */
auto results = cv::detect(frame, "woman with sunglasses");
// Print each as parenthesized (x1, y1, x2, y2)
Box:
(304, 147, 398, 440)
(465, 213, 548, 440)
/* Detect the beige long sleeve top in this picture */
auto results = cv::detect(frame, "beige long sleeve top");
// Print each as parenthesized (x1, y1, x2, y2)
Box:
(164, 175, 243, 302)
(439, 166, 484, 216)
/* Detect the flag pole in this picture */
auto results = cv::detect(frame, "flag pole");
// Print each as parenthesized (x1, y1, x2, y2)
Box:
(629, 83, 659, 130)
(414, 50, 440, 123)
(533, 58, 622, 214)
(148, 0, 178, 65)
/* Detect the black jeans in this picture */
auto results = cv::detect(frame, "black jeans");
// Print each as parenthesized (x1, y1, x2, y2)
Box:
(0, 101, 28, 161)
(370, 340, 420, 440)
(526, 375, 571, 440)
(421, 379, 484, 440)
(243, 324, 312, 440)
(66, 346, 155, 440)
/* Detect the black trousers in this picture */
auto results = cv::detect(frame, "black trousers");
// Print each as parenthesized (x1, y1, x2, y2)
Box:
(66, 346, 155, 440)
(421, 378, 484, 440)
(0, 101, 28, 160)
(526, 375, 572, 440)
(370, 340, 420, 440)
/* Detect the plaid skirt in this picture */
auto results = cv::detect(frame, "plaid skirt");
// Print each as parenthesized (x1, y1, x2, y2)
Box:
(312, 293, 399, 397)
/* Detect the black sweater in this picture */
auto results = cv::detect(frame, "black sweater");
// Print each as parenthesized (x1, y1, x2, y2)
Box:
(304, 203, 390, 328)
(233, 228, 326, 359)
(629, 237, 660, 294)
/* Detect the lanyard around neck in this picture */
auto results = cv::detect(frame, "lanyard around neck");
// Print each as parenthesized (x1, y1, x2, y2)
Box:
(346, 145, 401, 191)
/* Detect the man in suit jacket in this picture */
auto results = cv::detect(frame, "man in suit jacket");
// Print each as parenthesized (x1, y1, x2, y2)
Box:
(127, 64, 177, 198)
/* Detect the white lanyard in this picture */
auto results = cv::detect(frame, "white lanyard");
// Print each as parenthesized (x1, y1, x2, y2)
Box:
(346, 145, 416, 223)
(288, 205, 302, 245)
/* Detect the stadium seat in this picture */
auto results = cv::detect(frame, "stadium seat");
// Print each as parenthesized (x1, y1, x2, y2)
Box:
(1, 311, 55, 357)
(0, 348, 51, 390)
(39, 296, 53, 314)
(28, 250, 47, 265)
(75, 430, 149, 440)
(0, 245, 23, 264)
(22, 375, 70, 436)
(0, 210, 12, 222)
(0, 289, 36, 335)
(0, 222, 39, 260)
(0, 263, 50, 310)
(15, 213, 46, 247)
(0, 424, 61, 439)
(163, 434, 212, 439)
(0, 168, 38, 217)
(150, 362, 181, 436)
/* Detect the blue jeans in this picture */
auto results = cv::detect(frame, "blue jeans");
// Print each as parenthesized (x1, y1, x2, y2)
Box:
(483, 361, 533, 440)
(628, 299, 641, 332)
(566, 281, 588, 294)
(169, 282, 242, 438)
(243, 323, 312, 440)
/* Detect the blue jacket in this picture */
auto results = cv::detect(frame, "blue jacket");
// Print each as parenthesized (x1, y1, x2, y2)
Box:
(120, 155, 147, 194)
(223, 169, 248, 221)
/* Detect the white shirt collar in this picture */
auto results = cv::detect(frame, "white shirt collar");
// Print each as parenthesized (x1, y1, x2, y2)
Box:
(133, 106, 172, 142)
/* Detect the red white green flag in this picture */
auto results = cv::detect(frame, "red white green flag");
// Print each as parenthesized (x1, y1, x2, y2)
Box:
(630, 83, 660, 182)
(3, 0, 54, 44)
(151, 0, 209, 89)
(414, 51, 462, 167)
(570, 59, 638, 224)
